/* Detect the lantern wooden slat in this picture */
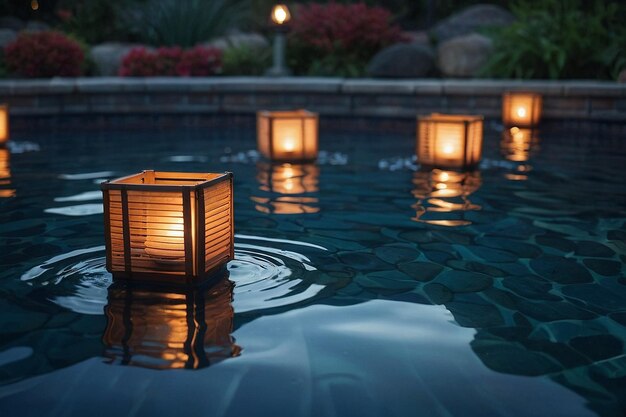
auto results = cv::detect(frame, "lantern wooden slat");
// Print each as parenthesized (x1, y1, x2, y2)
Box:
(417, 114, 484, 169)
(257, 110, 319, 162)
(101, 170, 234, 283)
(502, 92, 543, 127)
(103, 276, 240, 370)
(0, 104, 8, 144)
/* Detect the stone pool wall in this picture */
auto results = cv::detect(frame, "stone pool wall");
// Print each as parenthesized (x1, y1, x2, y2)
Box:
(0, 77, 625, 121)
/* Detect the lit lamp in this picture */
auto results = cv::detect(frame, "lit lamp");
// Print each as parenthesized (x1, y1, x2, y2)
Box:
(502, 92, 542, 127)
(257, 110, 319, 162)
(0, 104, 9, 144)
(417, 114, 483, 170)
(103, 274, 241, 370)
(251, 162, 319, 214)
(100, 170, 234, 283)
(266, 3, 291, 76)
(412, 169, 482, 227)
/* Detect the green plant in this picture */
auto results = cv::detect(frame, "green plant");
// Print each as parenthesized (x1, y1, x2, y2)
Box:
(481, 0, 626, 79)
(222, 44, 271, 75)
(124, 0, 247, 47)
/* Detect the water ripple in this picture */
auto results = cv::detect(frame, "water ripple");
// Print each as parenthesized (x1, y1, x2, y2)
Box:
(19, 237, 326, 316)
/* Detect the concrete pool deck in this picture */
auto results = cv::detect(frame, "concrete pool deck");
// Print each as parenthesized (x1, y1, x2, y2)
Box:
(1, 77, 625, 121)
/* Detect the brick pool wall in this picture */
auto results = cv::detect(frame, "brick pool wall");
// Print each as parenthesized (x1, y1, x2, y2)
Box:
(0, 77, 625, 121)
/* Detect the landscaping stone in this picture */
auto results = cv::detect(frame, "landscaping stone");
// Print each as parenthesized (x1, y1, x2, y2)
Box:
(0, 28, 17, 50)
(437, 33, 493, 78)
(618, 69, 626, 83)
(367, 43, 434, 78)
(0, 16, 24, 31)
(91, 43, 142, 76)
(205, 32, 268, 51)
(431, 4, 515, 43)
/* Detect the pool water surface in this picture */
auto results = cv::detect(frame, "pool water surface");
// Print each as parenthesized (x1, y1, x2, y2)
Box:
(0, 116, 625, 417)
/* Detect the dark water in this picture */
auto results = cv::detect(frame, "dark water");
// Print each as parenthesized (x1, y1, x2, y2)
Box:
(0, 116, 625, 417)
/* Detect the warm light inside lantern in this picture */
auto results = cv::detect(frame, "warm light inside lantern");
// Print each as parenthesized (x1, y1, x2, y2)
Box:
(0, 104, 8, 143)
(502, 92, 542, 127)
(257, 110, 319, 162)
(417, 114, 483, 169)
(101, 171, 234, 282)
(103, 277, 240, 370)
(271, 4, 291, 25)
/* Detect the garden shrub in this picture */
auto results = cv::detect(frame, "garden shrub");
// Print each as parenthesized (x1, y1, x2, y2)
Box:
(119, 46, 222, 76)
(4, 31, 85, 78)
(287, 2, 405, 77)
(482, 0, 626, 79)
(222, 44, 271, 76)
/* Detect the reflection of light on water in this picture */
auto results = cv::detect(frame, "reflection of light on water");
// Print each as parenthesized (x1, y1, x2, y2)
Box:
(411, 169, 482, 226)
(44, 204, 103, 217)
(0, 148, 15, 197)
(20, 236, 326, 316)
(252, 162, 320, 214)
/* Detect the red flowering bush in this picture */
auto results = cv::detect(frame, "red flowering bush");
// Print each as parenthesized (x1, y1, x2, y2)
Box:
(4, 31, 85, 78)
(288, 2, 405, 76)
(119, 46, 222, 76)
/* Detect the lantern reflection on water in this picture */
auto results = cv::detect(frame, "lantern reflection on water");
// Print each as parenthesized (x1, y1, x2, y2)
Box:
(411, 169, 482, 226)
(0, 148, 14, 198)
(103, 273, 240, 370)
(501, 127, 540, 181)
(251, 162, 319, 214)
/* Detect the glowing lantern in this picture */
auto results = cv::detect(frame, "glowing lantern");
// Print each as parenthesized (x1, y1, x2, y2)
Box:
(502, 92, 542, 127)
(417, 114, 483, 169)
(412, 169, 482, 227)
(103, 274, 240, 369)
(0, 104, 8, 144)
(257, 110, 319, 162)
(251, 162, 319, 214)
(101, 171, 234, 283)
(0, 148, 14, 198)
(271, 4, 291, 25)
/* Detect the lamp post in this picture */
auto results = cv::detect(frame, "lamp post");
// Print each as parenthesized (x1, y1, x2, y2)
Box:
(266, 4, 291, 77)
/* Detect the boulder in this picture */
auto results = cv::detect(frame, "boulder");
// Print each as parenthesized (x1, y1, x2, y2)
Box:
(437, 33, 493, 77)
(205, 32, 268, 51)
(0, 16, 24, 31)
(91, 43, 142, 76)
(0, 29, 17, 50)
(618, 69, 626, 83)
(431, 4, 514, 43)
(24, 20, 50, 32)
(367, 43, 434, 78)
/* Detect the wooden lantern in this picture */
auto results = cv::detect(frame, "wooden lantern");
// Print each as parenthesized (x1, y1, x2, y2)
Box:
(0, 148, 14, 198)
(0, 104, 8, 144)
(103, 275, 240, 370)
(251, 162, 320, 214)
(502, 92, 542, 127)
(417, 114, 483, 169)
(257, 110, 319, 162)
(101, 170, 234, 283)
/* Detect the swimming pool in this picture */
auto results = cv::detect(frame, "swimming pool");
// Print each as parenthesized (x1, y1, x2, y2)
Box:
(0, 115, 625, 417)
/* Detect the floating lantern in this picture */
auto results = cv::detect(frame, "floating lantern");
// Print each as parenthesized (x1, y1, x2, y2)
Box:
(251, 162, 319, 214)
(0, 104, 8, 144)
(412, 169, 482, 227)
(101, 171, 234, 283)
(103, 274, 240, 370)
(502, 92, 542, 127)
(0, 148, 14, 198)
(257, 110, 319, 162)
(417, 114, 483, 169)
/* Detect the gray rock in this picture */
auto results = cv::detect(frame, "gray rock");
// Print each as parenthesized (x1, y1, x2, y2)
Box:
(205, 32, 268, 51)
(431, 4, 514, 43)
(0, 28, 17, 50)
(24, 20, 50, 32)
(619, 69, 626, 83)
(0, 16, 24, 31)
(90, 43, 143, 76)
(367, 43, 434, 78)
(437, 33, 493, 77)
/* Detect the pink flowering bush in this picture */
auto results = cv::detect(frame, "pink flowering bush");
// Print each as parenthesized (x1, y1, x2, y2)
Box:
(4, 31, 85, 78)
(119, 46, 222, 76)
(288, 2, 405, 76)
